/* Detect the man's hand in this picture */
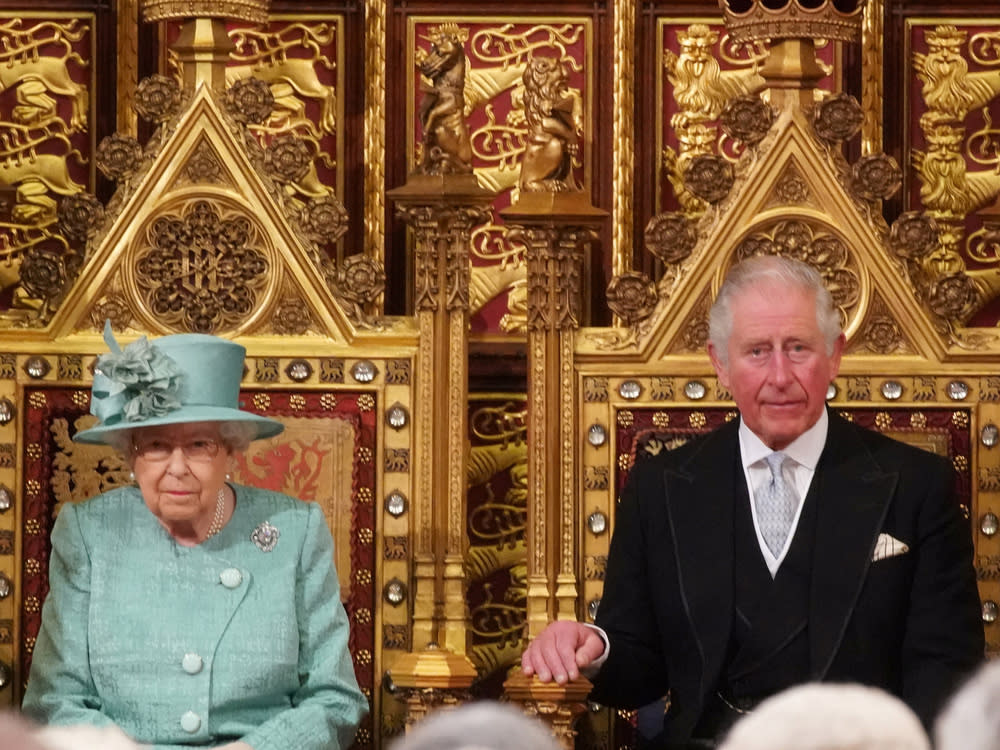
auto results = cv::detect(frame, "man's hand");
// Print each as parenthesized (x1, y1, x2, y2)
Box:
(521, 621, 605, 684)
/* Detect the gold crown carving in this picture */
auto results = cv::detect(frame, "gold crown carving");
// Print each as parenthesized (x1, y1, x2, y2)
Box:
(142, 0, 269, 24)
(718, 0, 864, 44)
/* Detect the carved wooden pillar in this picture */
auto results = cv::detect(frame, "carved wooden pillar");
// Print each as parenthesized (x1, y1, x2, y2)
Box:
(387, 173, 494, 702)
(501, 194, 606, 635)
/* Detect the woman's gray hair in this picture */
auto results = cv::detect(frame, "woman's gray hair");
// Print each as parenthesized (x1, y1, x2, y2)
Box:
(109, 420, 258, 459)
(389, 701, 561, 750)
(719, 683, 929, 750)
(935, 660, 1000, 750)
(708, 254, 842, 366)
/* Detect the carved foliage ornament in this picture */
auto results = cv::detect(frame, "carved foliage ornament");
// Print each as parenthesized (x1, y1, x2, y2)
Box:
(224, 77, 275, 126)
(606, 272, 658, 326)
(133, 75, 184, 124)
(720, 94, 774, 146)
(813, 93, 864, 142)
(644, 212, 697, 266)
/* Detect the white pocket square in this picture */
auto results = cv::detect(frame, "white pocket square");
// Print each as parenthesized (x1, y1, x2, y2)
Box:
(872, 533, 909, 562)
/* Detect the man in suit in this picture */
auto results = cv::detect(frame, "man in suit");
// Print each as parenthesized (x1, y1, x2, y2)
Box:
(521, 254, 984, 747)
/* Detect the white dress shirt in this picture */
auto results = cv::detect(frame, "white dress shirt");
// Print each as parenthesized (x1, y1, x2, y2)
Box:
(738, 409, 828, 577)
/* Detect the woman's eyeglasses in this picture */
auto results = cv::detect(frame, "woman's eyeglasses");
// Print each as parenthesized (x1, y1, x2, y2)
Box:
(132, 437, 221, 463)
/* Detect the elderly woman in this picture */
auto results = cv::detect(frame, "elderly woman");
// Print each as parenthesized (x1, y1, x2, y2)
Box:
(22, 325, 368, 750)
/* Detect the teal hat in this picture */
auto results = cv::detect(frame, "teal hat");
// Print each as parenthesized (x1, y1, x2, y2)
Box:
(74, 322, 284, 445)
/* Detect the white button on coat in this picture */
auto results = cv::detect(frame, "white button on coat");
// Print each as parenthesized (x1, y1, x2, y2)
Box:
(182, 653, 203, 674)
(220, 568, 243, 588)
(180, 711, 201, 733)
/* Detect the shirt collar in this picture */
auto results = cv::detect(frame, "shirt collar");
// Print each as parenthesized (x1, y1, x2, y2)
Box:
(738, 408, 829, 470)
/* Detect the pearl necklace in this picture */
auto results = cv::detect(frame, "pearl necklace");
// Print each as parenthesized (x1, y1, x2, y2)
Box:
(204, 487, 226, 540)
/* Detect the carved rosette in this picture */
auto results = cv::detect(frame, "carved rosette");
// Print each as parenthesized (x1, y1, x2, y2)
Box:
(850, 154, 901, 201)
(684, 154, 734, 204)
(862, 314, 903, 355)
(720, 95, 774, 146)
(272, 297, 313, 335)
(773, 168, 810, 205)
(300, 196, 349, 245)
(90, 296, 133, 332)
(58, 193, 105, 244)
(889, 212, 939, 260)
(224, 78, 275, 125)
(19, 247, 68, 305)
(928, 273, 978, 320)
(264, 134, 312, 184)
(331, 254, 386, 325)
(184, 143, 224, 184)
(133, 75, 184, 124)
(644, 212, 697, 266)
(132, 200, 271, 333)
(813, 93, 864, 142)
(606, 272, 658, 326)
(96, 134, 143, 181)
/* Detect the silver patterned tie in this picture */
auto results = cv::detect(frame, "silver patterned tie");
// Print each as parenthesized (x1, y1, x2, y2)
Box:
(755, 452, 799, 556)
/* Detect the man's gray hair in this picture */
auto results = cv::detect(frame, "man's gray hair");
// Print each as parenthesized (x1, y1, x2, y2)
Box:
(708, 254, 842, 365)
(935, 659, 1000, 750)
(389, 701, 561, 750)
(718, 683, 930, 750)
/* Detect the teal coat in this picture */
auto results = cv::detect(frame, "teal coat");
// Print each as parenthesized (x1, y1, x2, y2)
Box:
(22, 484, 368, 750)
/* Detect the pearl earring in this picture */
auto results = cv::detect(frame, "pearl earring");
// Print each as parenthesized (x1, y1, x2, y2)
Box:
(129, 470, 135, 482)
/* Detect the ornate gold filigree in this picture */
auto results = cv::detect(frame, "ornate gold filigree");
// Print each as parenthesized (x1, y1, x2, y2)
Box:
(90, 296, 132, 332)
(0, 18, 90, 132)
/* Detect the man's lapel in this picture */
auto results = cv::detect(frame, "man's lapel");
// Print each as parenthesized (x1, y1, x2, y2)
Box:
(663, 420, 739, 692)
(809, 412, 898, 677)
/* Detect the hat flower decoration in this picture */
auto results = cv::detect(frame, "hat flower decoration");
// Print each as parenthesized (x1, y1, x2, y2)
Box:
(93, 323, 184, 424)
